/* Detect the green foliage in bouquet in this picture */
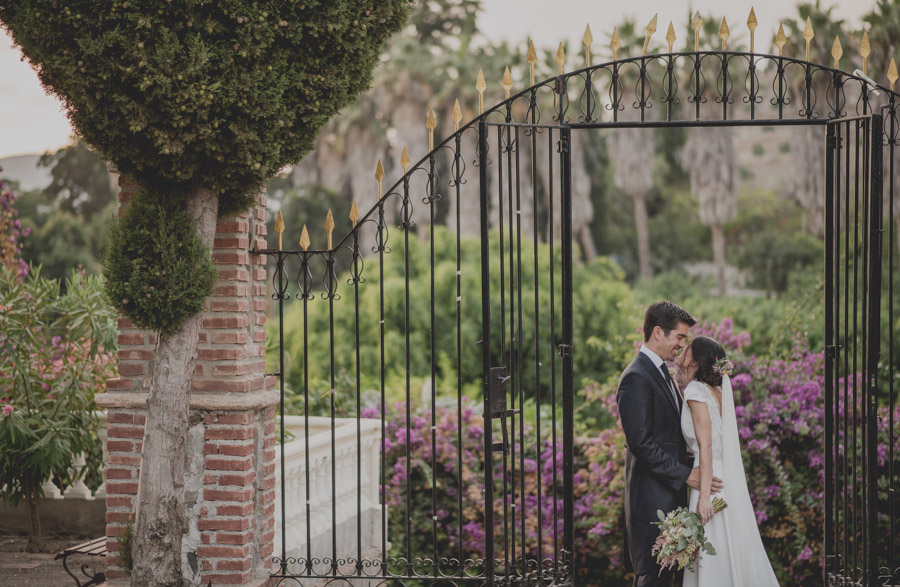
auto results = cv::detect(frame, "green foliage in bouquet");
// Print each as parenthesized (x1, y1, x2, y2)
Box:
(103, 189, 218, 337)
(652, 498, 727, 572)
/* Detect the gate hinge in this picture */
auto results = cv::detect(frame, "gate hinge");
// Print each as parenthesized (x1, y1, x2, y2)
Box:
(557, 137, 569, 154)
(826, 134, 837, 149)
(558, 344, 573, 358)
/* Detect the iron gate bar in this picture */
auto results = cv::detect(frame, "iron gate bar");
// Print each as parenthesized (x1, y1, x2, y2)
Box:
(477, 118, 495, 587)
(825, 121, 835, 578)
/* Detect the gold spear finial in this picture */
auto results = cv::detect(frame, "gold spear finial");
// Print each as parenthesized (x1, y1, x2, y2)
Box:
(747, 8, 758, 53)
(583, 24, 593, 67)
(556, 42, 566, 75)
(299, 224, 310, 251)
(666, 21, 676, 54)
(349, 201, 360, 227)
(401, 147, 411, 175)
(831, 35, 843, 69)
(502, 66, 513, 99)
(860, 31, 871, 75)
(803, 16, 814, 62)
(719, 17, 730, 51)
(888, 57, 898, 92)
(692, 12, 703, 52)
(642, 13, 658, 57)
(426, 107, 437, 151)
(274, 210, 285, 250)
(452, 99, 462, 131)
(527, 40, 537, 86)
(476, 69, 487, 114)
(776, 23, 787, 56)
(375, 158, 385, 198)
(324, 209, 334, 250)
(610, 27, 621, 61)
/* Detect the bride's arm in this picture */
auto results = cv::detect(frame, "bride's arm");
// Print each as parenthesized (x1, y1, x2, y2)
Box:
(688, 399, 715, 525)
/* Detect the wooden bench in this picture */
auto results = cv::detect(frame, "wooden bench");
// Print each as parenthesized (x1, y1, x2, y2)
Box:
(55, 536, 107, 587)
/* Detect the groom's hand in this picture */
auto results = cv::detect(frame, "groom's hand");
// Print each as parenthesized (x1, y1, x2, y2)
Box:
(687, 467, 724, 494)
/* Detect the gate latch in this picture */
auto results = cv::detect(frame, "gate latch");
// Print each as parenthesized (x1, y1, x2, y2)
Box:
(490, 366, 511, 454)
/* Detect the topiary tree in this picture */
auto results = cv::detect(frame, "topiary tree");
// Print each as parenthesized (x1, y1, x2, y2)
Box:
(0, 2, 411, 584)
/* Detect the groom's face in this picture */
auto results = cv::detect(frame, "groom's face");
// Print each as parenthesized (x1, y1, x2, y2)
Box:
(655, 322, 691, 362)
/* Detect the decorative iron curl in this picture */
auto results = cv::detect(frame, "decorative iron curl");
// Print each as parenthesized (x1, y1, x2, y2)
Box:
(742, 55, 763, 106)
(854, 81, 871, 117)
(714, 54, 735, 107)
(770, 58, 792, 109)
(576, 70, 599, 123)
(423, 154, 443, 205)
(499, 126, 517, 155)
(659, 56, 681, 110)
(321, 254, 341, 301)
(798, 64, 820, 119)
(883, 101, 900, 146)
(462, 557, 488, 578)
(827, 72, 848, 119)
(272, 255, 290, 301)
(688, 56, 708, 109)
(373, 202, 393, 254)
(294, 253, 315, 301)
(524, 88, 544, 126)
(473, 128, 491, 168)
(346, 243, 366, 286)
(448, 141, 467, 189)
(552, 76, 570, 123)
(631, 58, 653, 114)
(398, 182, 416, 231)
(606, 63, 625, 116)
(386, 556, 411, 576)
(878, 566, 900, 586)
(434, 557, 464, 578)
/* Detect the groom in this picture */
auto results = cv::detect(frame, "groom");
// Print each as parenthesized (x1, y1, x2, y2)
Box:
(617, 301, 722, 586)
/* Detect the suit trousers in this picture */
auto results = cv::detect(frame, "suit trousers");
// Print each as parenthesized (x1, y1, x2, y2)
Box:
(634, 568, 679, 587)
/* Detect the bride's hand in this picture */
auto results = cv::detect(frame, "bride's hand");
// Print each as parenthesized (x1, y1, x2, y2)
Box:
(697, 495, 715, 525)
(687, 468, 724, 494)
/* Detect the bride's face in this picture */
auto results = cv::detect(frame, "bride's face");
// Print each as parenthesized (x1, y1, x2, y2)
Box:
(676, 345, 697, 379)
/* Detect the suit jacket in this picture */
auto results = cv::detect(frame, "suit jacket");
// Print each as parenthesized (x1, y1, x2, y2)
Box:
(617, 352, 692, 576)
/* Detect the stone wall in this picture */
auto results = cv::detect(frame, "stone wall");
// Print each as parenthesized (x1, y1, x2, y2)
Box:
(96, 174, 278, 585)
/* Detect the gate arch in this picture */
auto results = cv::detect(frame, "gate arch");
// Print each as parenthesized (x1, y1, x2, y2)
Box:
(260, 23, 900, 586)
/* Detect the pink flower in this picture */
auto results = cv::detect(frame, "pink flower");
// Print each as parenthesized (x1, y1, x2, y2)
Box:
(2, 404, 13, 416)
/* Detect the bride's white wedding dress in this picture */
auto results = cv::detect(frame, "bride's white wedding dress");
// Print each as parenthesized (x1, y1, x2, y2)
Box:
(681, 377, 780, 587)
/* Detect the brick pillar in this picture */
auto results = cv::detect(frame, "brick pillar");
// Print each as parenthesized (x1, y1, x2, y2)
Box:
(96, 174, 278, 586)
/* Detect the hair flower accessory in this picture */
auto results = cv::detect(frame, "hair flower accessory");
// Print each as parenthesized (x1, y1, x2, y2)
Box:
(713, 358, 734, 377)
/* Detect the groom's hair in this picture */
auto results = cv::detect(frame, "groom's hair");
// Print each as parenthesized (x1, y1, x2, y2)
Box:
(643, 301, 696, 341)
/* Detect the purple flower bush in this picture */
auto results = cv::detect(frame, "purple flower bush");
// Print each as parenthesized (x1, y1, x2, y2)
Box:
(0, 171, 30, 279)
(368, 317, 897, 584)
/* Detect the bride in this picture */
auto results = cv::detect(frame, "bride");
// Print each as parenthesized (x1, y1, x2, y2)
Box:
(675, 336, 779, 586)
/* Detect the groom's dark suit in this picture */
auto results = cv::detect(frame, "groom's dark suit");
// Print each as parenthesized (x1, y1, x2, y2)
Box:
(617, 351, 692, 586)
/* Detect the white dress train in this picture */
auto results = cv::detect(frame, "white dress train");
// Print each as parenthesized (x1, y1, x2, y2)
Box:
(680, 378, 780, 587)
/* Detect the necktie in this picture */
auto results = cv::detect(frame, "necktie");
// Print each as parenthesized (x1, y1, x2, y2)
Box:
(661, 364, 680, 409)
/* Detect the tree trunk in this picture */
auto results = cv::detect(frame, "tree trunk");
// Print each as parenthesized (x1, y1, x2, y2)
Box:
(712, 224, 726, 296)
(132, 187, 218, 587)
(632, 191, 652, 279)
(24, 476, 41, 552)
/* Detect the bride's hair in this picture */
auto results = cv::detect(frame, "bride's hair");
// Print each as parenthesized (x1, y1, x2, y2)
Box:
(691, 336, 727, 388)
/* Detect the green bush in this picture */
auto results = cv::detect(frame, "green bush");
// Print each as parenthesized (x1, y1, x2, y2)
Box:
(0, 1, 412, 216)
(103, 189, 218, 337)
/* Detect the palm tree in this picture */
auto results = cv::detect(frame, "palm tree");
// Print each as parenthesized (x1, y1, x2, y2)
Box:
(677, 13, 742, 296)
(681, 126, 738, 296)
(603, 19, 662, 279)
(780, 3, 853, 238)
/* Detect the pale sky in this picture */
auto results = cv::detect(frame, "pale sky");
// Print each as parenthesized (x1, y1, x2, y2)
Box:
(0, 0, 878, 159)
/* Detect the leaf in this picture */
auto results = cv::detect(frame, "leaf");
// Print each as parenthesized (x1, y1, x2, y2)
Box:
(657, 509, 666, 521)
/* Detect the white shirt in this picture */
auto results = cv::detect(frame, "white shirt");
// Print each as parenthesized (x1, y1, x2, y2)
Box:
(640, 344, 680, 407)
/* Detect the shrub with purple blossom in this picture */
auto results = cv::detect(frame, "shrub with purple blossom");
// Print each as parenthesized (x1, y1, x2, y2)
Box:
(0, 171, 30, 279)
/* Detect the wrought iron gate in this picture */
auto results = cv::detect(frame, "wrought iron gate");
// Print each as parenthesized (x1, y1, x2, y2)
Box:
(257, 30, 900, 586)
(824, 114, 896, 586)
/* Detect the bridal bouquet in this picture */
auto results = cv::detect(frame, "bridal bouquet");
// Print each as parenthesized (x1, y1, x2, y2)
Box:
(651, 498, 727, 573)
